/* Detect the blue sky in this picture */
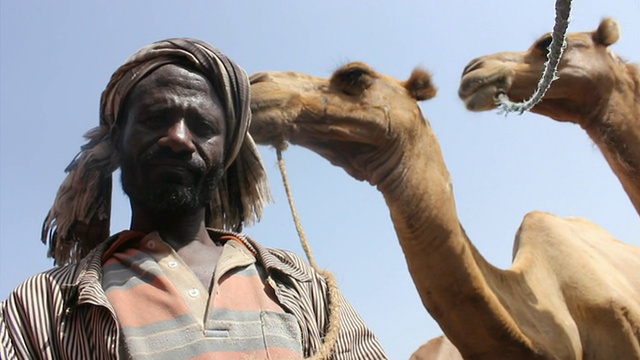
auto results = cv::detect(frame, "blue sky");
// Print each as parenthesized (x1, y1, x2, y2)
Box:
(1, 1, 638, 358)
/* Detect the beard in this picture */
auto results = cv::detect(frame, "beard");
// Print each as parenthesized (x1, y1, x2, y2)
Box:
(120, 147, 224, 221)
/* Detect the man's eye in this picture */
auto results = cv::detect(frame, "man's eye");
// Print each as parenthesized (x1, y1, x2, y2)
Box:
(186, 113, 222, 137)
(190, 121, 218, 137)
(138, 115, 168, 129)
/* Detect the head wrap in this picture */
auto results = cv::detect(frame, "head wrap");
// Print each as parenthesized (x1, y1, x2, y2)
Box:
(42, 38, 272, 265)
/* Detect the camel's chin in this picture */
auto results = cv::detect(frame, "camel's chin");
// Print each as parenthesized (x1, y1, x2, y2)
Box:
(462, 88, 500, 112)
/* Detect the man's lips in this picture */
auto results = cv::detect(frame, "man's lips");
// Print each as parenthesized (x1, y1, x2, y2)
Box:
(144, 160, 203, 184)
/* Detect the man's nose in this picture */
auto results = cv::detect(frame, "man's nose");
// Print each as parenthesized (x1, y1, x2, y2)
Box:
(157, 120, 197, 153)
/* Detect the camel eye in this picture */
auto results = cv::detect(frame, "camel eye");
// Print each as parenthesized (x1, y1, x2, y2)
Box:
(535, 35, 553, 54)
(340, 67, 368, 85)
(331, 64, 376, 96)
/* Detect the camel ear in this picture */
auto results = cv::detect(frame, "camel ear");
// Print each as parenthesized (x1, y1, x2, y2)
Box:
(405, 67, 437, 101)
(593, 17, 620, 46)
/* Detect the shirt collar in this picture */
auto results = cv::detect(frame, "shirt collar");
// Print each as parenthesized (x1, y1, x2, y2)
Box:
(59, 227, 311, 308)
(212, 229, 312, 282)
(60, 233, 122, 309)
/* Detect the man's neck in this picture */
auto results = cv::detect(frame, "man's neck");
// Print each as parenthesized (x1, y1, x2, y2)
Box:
(129, 206, 211, 250)
(129, 205, 224, 289)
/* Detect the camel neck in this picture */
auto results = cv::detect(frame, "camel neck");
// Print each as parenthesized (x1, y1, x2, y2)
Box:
(375, 118, 536, 356)
(583, 64, 640, 215)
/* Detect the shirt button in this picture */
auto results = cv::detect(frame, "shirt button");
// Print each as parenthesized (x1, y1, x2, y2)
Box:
(146, 240, 156, 249)
(167, 261, 178, 268)
(188, 288, 200, 298)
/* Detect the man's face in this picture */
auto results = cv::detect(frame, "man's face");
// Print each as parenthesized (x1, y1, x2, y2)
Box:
(117, 64, 227, 218)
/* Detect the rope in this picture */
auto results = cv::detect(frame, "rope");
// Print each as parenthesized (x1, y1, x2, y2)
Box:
(276, 147, 342, 360)
(496, 0, 572, 114)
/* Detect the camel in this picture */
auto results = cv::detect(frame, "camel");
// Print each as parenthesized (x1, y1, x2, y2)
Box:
(410, 335, 462, 360)
(248, 62, 640, 359)
(459, 17, 640, 216)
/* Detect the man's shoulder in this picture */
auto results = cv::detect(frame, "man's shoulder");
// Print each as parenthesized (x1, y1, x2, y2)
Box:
(236, 234, 321, 283)
(19, 260, 79, 285)
(2, 262, 79, 312)
(262, 245, 305, 262)
(265, 246, 314, 267)
(3, 240, 109, 306)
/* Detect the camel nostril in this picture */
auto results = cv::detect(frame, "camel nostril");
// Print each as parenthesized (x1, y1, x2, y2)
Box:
(462, 58, 485, 76)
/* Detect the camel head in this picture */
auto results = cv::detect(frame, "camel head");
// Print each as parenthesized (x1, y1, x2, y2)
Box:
(458, 17, 627, 123)
(249, 62, 437, 185)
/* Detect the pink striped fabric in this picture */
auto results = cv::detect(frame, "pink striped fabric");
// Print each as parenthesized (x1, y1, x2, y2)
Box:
(102, 231, 303, 359)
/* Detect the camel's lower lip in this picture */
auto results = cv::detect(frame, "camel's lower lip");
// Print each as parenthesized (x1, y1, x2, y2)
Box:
(458, 76, 486, 99)
(460, 83, 502, 111)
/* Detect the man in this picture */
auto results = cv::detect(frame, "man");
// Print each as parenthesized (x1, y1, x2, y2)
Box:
(1, 38, 386, 359)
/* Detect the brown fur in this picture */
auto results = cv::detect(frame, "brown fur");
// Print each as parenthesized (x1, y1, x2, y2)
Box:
(329, 62, 378, 96)
(405, 68, 438, 101)
(595, 17, 620, 46)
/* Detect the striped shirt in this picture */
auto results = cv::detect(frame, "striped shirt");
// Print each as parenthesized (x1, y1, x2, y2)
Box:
(1, 229, 387, 359)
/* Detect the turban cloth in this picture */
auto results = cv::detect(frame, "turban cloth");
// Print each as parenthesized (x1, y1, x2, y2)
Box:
(42, 38, 272, 265)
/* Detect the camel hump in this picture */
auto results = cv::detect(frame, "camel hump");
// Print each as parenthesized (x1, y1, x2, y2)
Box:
(594, 17, 620, 46)
(410, 335, 462, 360)
(512, 210, 640, 280)
(513, 211, 623, 254)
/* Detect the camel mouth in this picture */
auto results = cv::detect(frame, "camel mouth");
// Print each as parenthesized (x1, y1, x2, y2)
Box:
(458, 72, 512, 112)
(459, 82, 503, 111)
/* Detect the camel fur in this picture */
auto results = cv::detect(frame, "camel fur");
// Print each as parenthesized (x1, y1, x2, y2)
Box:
(249, 60, 640, 359)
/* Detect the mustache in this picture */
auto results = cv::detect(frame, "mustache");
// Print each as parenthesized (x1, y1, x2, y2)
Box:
(139, 146, 207, 173)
